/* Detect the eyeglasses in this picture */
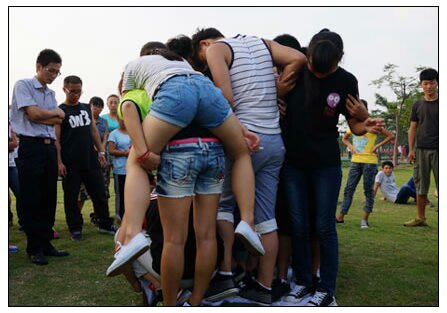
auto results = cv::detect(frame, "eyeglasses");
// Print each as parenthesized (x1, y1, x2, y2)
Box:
(44, 67, 61, 76)
(64, 88, 83, 96)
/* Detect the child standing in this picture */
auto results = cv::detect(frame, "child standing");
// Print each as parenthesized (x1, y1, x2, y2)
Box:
(108, 118, 131, 220)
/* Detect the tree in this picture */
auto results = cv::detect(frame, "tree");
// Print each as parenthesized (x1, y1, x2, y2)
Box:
(370, 63, 423, 166)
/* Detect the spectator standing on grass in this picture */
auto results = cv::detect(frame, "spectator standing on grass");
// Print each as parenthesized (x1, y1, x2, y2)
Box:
(8, 120, 23, 228)
(404, 68, 438, 227)
(78, 96, 109, 225)
(336, 99, 395, 229)
(101, 94, 121, 219)
(56, 75, 117, 241)
(10, 49, 69, 265)
(108, 118, 131, 220)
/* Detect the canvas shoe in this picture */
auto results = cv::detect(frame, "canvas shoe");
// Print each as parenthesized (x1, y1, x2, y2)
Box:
(238, 280, 272, 306)
(284, 284, 313, 304)
(234, 220, 265, 256)
(403, 217, 428, 227)
(71, 231, 83, 241)
(106, 232, 150, 277)
(204, 273, 240, 302)
(98, 224, 118, 235)
(272, 278, 291, 302)
(306, 289, 337, 306)
(360, 219, 369, 229)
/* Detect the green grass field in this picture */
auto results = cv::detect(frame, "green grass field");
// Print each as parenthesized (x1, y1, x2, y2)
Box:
(8, 165, 438, 306)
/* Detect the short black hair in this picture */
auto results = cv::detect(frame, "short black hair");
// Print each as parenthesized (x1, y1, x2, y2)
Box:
(381, 161, 394, 168)
(166, 35, 193, 60)
(89, 96, 104, 108)
(107, 94, 120, 101)
(360, 99, 368, 109)
(140, 41, 167, 56)
(36, 49, 62, 67)
(63, 75, 82, 86)
(191, 27, 224, 56)
(273, 34, 302, 52)
(419, 68, 438, 83)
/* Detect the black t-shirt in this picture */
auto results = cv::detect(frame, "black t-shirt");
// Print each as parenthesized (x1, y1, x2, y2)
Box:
(283, 67, 357, 168)
(59, 102, 100, 170)
(410, 98, 439, 149)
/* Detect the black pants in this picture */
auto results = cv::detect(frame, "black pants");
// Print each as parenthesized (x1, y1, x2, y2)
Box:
(16, 139, 57, 255)
(62, 167, 112, 232)
(114, 174, 126, 220)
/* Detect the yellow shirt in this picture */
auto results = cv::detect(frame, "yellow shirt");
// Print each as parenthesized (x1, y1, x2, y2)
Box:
(348, 129, 378, 164)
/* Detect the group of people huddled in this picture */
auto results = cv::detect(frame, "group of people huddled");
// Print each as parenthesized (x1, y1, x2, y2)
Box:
(9, 25, 438, 307)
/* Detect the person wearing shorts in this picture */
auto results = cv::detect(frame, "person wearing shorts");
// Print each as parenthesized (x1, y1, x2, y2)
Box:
(404, 68, 438, 227)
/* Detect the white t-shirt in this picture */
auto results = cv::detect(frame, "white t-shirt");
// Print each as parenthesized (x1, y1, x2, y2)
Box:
(375, 171, 399, 202)
(122, 55, 200, 100)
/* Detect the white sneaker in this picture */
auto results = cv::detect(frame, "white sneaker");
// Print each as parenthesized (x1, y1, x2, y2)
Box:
(106, 232, 150, 277)
(234, 220, 265, 256)
(360, 219, 369, 229)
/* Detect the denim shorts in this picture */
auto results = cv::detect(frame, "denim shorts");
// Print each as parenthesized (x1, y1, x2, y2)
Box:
(149, 74, 232, 129)
(155, 139, 226, 197)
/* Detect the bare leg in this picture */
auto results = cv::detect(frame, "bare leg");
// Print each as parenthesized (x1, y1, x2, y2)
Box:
(257, 231, 278, 288)
(417, 194, 427, 219)
(277, 234, 291, 280)
(189, 194, 219, 306)
(158, 196, 192, 306)
(217, 220, 235, 272)
(210, 115, 255, 226)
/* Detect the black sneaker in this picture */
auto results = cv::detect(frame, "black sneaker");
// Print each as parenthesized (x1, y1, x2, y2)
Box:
(272, 278, 290, 302)
(285, 284, 313, 303)
(71, 231, 83, 241)
(90, 213, 98, 226)
(306, 289, 337, 306)
(232, 265, 246, 283)
(204, 273, 240, 302)
(238, 280, 272, 306)
(98, 224, 118, 235)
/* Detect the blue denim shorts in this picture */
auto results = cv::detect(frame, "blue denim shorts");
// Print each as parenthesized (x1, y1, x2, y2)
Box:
(149, 74, 232, 129)
(155, 139, 226, 197)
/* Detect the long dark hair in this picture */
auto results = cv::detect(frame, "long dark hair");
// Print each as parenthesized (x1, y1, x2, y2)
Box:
(304, 29, 344, 108)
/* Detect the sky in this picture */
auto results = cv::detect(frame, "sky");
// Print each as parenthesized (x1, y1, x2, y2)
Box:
(2, 1, 445, 309)
(7, 6, 439, 113)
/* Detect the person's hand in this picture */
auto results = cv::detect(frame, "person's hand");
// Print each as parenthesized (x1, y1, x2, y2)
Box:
(276, 71, 296, 98)
(364, 118, 385, 134)
(98, 153, 107, 168)
(278, 97, 287, 119)
(371, 145, 379, 153)
(244, 130, 260, 152)
(351, 147, 358, 155)
(58, 162, 67, 177)
(139, 151, 161, 172)
(346, 94, 368, 121)
(408, 150, 416, 162)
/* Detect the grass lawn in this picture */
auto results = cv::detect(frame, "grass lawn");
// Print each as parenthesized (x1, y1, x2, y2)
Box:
(8, 165, 438, 306)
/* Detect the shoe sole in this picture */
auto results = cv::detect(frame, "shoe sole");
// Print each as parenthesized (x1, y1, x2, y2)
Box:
(235, 233, 264, 256)
(107, 245, 149, 277)
(98, 229, 116, 235)
(284, 294, 312, 304)
(204, 287, 240, 302)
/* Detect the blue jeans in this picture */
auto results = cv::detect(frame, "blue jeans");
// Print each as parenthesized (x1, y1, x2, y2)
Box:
(395, 177, 417, 204)
(340, 162, 377, 215)
(9, 166, 23, 225)
(283, 165, 342, 295)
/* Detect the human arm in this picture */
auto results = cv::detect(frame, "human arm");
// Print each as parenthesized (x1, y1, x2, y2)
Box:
(407, 121, 417, 162)
(347, 117, 384, 137)
(55, 124, 67, 177)
(345, 94, 368, 121)
(342, 132, 357, 155)
(90, 121, 107, 167)
(108, 141, 129, 157)
(374, 181, 380, 197)
(265, 39, 306, 98)
(372, 128, 395, 153)
(24, 106, 65, 125)
(8, 131, 18, 152)
(102, 120, 109, 152)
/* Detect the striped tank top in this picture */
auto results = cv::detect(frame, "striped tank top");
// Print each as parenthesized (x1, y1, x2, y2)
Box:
(218, 35, 280, 135)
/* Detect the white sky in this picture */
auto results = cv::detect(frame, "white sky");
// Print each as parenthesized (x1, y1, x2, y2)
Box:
(2, 1, 445, 310)
(7, 6, 438, 112)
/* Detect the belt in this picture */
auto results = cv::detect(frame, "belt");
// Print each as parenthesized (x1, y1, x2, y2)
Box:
(19, 135, 55, 145)
(167, 137, 220, 147)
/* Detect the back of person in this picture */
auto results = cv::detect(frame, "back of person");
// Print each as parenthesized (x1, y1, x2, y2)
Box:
(218, 35, 279, 135)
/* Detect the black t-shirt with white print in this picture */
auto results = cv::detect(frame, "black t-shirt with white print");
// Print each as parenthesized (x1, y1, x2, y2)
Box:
(59, 102, 100, 170)
(283, 67, 358, 168)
